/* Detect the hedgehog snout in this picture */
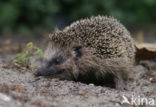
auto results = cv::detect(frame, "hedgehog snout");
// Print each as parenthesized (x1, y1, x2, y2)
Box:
(34, 68, 43, 76)
(34, 67, 58, 77)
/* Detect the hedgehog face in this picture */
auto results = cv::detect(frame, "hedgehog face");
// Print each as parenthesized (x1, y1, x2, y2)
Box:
(34, 44, 82, 80)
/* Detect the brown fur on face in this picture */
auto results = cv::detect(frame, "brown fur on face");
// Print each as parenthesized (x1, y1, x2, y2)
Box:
(35, 41, 130, 89)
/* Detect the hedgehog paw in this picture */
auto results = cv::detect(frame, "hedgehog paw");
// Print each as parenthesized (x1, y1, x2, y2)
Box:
(115, 77, 127, 91)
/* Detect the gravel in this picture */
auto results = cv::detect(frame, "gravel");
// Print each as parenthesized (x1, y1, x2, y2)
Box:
(0, 55, 156, 107)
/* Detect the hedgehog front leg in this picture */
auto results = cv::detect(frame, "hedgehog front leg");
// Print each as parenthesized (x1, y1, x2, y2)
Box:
(114, 72, 127, 91)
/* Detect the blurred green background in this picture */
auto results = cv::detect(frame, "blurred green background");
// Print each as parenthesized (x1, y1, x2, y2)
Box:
(0, 0, 156, 36)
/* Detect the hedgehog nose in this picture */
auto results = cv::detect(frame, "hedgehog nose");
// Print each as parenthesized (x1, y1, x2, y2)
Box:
(34, 69, 42, 76)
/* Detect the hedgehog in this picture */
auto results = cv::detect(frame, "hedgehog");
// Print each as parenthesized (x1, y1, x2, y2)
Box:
(34, 16, 136, 90)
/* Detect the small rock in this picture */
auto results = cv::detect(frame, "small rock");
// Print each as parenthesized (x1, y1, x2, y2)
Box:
(0, 92, 11, 102)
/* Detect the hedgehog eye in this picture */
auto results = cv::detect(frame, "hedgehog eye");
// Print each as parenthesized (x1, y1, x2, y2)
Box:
(54, 57, 63, 65)
(72, 46, 82, 57)
(47, 56, 63, 67)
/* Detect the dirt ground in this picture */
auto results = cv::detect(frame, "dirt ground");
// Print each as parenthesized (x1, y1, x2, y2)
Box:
(0, 36, 156, 107)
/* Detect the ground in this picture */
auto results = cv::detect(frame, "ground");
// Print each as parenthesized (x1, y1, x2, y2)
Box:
(0, 36, 156, 107)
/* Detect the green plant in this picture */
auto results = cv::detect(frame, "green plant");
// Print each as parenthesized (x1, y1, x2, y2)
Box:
(10, 42, 43, 67)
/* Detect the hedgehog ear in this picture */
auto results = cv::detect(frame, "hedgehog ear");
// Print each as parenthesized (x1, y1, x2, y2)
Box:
(72, 46, 82, 57)
(54, 27, 60, 32)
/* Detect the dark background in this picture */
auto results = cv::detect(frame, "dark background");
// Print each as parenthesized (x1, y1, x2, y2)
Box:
(0, 0, 156, 36)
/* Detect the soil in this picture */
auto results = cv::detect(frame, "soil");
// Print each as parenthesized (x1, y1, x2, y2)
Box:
(0, 36, 156, 107)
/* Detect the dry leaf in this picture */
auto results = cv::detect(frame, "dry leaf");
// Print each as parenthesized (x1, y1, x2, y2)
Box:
(77, 91, 88, 98)
(135, 31, 156, 62)
(33, 100, 51, 107)
(135, 43, 156, 62)
(11, 85, 25, 93)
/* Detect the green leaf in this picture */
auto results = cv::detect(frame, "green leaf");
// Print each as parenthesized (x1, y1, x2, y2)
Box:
(34, 48, 43, 56)
(10, 42, 43, 67)
(27, 42, 33, 47)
